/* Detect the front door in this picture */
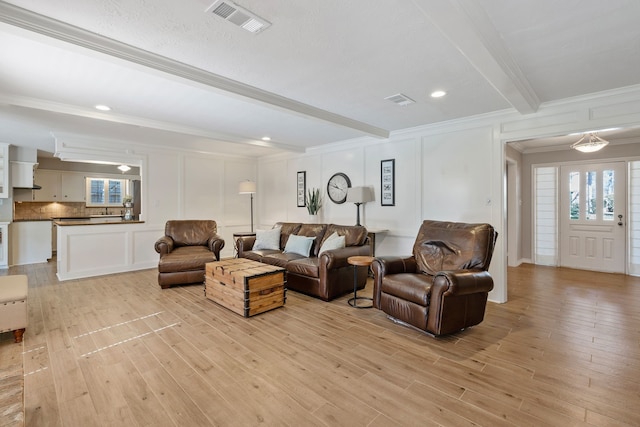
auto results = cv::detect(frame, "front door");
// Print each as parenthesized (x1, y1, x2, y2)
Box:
(560, 161, 626, 273)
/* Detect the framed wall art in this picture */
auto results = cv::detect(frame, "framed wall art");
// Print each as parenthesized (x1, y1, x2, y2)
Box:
(380, 159, 395, 206)
(297, 171, 306, 207)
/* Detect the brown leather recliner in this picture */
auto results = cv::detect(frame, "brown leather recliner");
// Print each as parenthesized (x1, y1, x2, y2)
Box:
(372, 220, 497, 336)
(155, 220, 225, 289)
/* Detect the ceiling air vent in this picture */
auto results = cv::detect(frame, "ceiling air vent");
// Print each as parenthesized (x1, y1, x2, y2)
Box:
(206, 0, 271, 34)
(384, 93, 415, 106)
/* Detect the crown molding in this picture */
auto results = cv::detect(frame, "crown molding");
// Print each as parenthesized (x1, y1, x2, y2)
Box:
(0, 93, 305, 153)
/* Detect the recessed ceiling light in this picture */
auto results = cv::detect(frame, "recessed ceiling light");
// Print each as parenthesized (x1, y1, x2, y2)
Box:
(430, 90, 446, 98)
(95, 104, 111, 111)
(261, 136, 271, 141)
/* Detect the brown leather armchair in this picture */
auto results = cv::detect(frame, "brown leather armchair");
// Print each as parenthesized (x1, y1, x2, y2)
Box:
(372, 220, 497, 336)
(155, 220, 225, 289)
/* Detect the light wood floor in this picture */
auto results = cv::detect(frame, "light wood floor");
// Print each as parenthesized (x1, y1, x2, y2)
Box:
(1, 261, 639, 426)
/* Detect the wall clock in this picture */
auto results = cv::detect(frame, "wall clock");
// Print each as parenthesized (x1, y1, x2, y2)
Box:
(327, 172, 351, 204)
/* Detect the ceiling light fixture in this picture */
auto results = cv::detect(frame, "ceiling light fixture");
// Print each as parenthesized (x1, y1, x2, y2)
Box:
(570, 133, 609, 153)
(95, 104, 111, 111)
(117, 164, 131, 173)
(431, 90, 446, 98)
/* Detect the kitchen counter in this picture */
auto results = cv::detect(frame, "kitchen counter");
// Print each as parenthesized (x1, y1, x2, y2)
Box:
(53, 217, 145, 226)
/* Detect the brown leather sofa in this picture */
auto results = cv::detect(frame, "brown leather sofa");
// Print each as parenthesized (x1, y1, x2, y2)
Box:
(155, 220, 225, 289)
(237, 222, 370, 301)
(372, 220, 497, 336)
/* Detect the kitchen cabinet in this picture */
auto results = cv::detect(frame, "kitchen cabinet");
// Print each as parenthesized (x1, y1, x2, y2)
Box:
(61, 173, 86, 201)
(0, 143, 9, 198)
(34, 170, 60, 201)
(0, 222, 8, 268)
(10, 221, 52, 265)
(11, 161, 37, 188)
(52, 222, 57, 254)
(34, 170, 86, 202)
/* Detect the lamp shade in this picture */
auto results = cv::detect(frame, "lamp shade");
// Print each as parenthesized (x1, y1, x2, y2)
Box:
(346, 186, 373, 203)
(238, 180, 256, 194)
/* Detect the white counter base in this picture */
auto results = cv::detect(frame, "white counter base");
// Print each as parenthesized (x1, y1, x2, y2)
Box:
(56, 222, 161, 281)
(10, 221, 52, 266)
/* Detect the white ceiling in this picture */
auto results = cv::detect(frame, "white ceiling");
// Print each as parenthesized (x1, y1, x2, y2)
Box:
(1, 0, 640, 157)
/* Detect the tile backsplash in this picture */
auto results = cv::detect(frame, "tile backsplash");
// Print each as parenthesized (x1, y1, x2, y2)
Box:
(14, 201, 125, 220)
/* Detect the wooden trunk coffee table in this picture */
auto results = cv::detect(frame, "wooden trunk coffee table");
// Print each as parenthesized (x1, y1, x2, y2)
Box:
(205, 259, 286, 317)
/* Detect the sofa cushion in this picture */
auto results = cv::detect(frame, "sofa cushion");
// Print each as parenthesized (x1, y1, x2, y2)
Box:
(165, 220, 218, 247)
(413, 221, 496, 275)
(318, 232, 346, 254)
(284, 234, 315, 257)
(262, 252, 306, 268)
(323, 224, 367, 247)
(287, 257, 320, 278)
(273, 222, 303, 250)
(243, 249, 281, 263)
(297, 223, 328, 257)
(253, 227, 281, 250)
(158, 246, 215, 273)
(381, 273, 432, 306)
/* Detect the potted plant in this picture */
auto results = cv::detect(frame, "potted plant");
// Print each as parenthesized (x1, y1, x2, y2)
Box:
(122, 195, 133, 207)
(306, 188, 322, 221)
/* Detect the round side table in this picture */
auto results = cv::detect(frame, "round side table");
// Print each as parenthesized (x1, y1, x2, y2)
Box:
(347, 255, 374, 308)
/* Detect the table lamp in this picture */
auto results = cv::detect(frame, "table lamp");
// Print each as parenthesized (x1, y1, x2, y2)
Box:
(346, 186, 373, 226)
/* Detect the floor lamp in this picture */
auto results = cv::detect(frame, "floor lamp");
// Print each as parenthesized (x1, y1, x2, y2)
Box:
(346, 186, 373, 226)
(239, 180, 256, 232)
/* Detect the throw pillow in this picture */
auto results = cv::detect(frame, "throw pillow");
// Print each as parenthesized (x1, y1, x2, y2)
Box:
(283, 234, 315, 257)
(319, 232, 346, 254)
(253, 227, 281, 250)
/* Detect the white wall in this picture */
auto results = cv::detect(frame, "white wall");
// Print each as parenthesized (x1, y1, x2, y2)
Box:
(55, 138, 258, 260)
(505, 144, 523, 266)
(256, 84, 640, 303)
(257, 125, 504, 301)
(47, 84, 640, 297)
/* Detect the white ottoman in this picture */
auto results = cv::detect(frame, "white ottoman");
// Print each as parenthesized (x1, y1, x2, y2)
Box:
(0, 275, 28, 343)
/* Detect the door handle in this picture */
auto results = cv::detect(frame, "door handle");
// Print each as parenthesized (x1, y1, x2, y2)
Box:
(618, 214, 623, 226)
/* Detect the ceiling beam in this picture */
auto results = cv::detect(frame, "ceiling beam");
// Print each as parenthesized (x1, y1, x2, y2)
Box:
(0, 94, 306, 152)
(0, 2, 390, 140)
(413, 0, 540, 114)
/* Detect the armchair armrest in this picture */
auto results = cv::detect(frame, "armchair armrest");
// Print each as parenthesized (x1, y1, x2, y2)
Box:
(237, 236, 256, 257)
(371, 256, 418, 276)
(154, 236, 174, 255)
(431, 270, 494, 297)
(318, 245, 371, 270)
(371, 256, 418, 308)
(207, 234, 225, 260)
(427, 270, 494, 335)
